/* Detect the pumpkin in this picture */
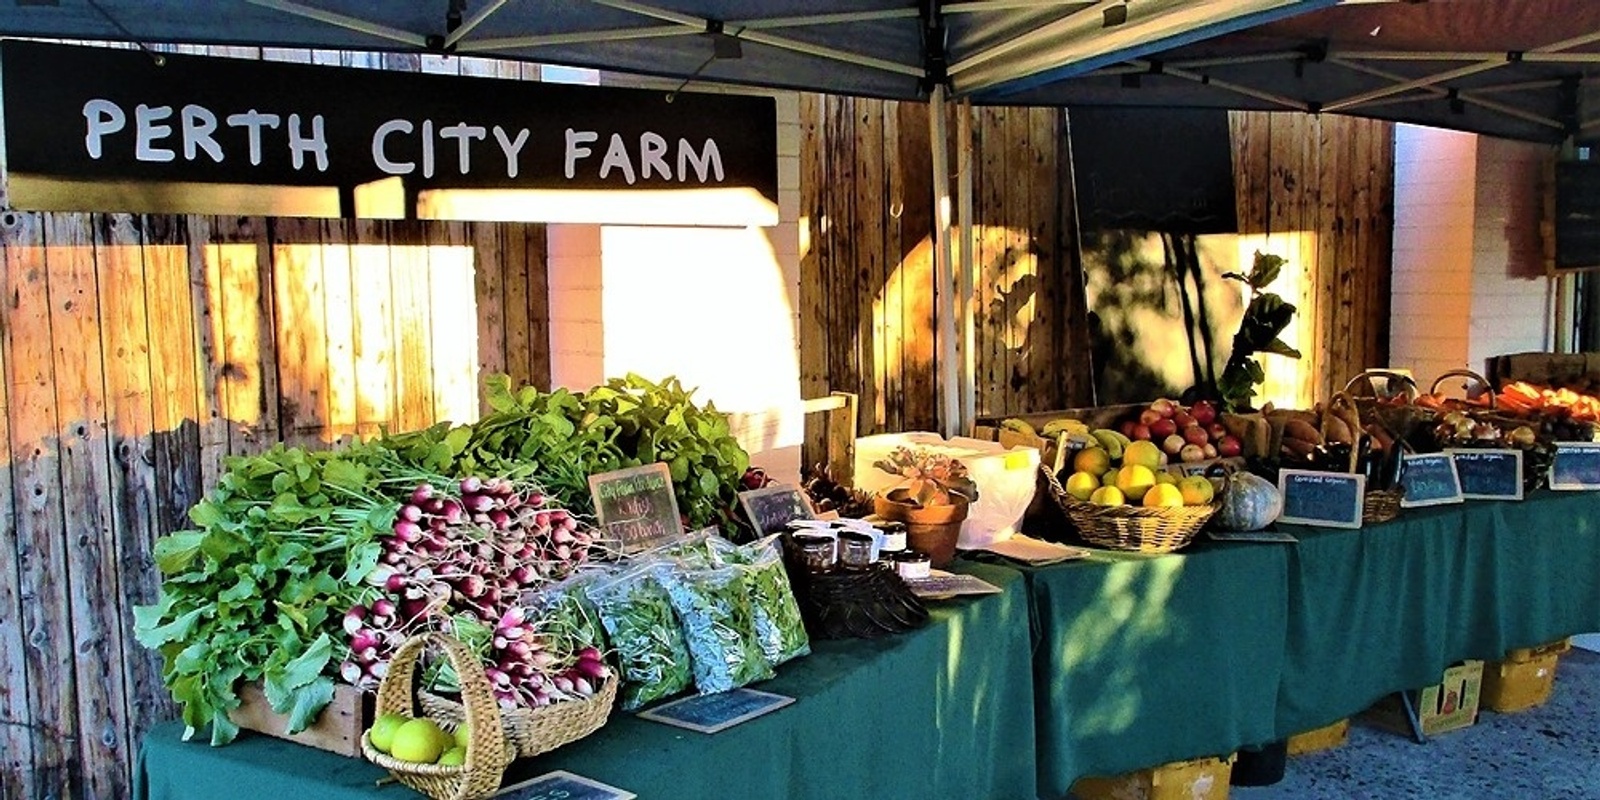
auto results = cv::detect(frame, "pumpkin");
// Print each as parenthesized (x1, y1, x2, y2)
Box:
(1214, 470, 1283, 531)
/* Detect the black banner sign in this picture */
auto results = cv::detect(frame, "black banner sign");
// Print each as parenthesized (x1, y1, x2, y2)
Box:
(0, 41, 778, 223)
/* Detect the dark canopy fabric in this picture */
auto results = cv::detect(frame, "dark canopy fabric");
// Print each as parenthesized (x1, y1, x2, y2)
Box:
(0, 1, 1594, 142)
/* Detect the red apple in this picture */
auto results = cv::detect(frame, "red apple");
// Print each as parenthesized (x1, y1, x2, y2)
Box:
(1180, 443, 1207, 463)
(1217, 435, 1243, 458)
(1173, 411, 1196, 429)
(1150, 398, 1178, 419)
(1191, 400, 1218, 426)
(1208, 422, 1228, 441)
(1182, 425, 1209, 446)
(1140, 408, 1163, 426)
(1132, 423, 1152, 441)
(1120, 419, 1139, 439)
(1150, 418, 1178, 439)
(1162, 434, 1186, 455)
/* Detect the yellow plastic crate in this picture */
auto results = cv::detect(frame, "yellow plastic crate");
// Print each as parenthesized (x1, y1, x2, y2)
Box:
(1286, 718, 1349, 756)
(1505, 638, 1571, 663)
(1484, 653, 1561, 712)
(1072, 755, 1236, 800)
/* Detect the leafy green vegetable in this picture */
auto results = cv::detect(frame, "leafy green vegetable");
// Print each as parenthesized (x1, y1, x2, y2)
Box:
(659, 563, 774, 694)
(713, 538, 810, 667)
(587, 566, 694, 710)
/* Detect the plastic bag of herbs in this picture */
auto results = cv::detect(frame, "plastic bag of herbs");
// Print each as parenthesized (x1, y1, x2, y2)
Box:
(709, 535, 810, 667)
(584, 559, 695, 710)
(522, 570, 611, 655)
(658, 559, 775, 694)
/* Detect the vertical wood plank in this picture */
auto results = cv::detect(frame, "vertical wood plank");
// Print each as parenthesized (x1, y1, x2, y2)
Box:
(1003, 105, 1033, 414)
(897, 99, 936, 431)
(881, 101, 906, 434)
(389, 222, 437, 431)
(429, 222, 479, 425)
(978, 106, 1007, 419)
(141, 213, 204, 571)
(319, 220, 359, 444)
(1316, 115, 1344, 400)
(270, 218, 330, 445)
(94, 213, 171, 777)
(524, 224, 552, 391)
(0, 216, 23, 798)
(470, 222, 507, 412)
(855, 99, 886, 431)
(497, 223, 534, 392)
(45, 211, 130, 800)
(350, 220, 395, 437)
(1028, 107, 1061, 412)
(209, 217, 276, 455)
(0, 211, 63, 800)
(185, 216, 229, 492)
(798, 93, 828, 466)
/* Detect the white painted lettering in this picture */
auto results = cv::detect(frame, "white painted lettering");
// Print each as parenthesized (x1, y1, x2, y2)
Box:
(421, 119, 435, 179)
(492, 126, 529, 179)
(181, 105, 223, 163)
(639, 132, 669, 181)
(287, 113, 329, 172)
(372, 119, 415, 175)
(677, 138, 724, 183)
(135, 104, 175, 163)
(599, 133, 636, 184)
(564, 129, 598, 179)
(82, 99, 126, 160)
(226, 110, 281, 166)
(438, 122, 486, 174)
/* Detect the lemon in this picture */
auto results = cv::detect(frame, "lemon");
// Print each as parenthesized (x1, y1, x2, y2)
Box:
(1064, 471, 1100, 501)
(452, 722, 471, 751)
(367, 712, 409, 754)
(1143, 483, 1184, 508)
(437, 746, 467, 766)
(1115, 464, 1157, 501)
(1073, 447, 1111, 476)
(1101, 467, 1121, 488)
(1089, 485, 1125, 506)
(1179, 476, 1216, 506)
(390, 718, 447, 764)
(1154, 470, 1178, 486)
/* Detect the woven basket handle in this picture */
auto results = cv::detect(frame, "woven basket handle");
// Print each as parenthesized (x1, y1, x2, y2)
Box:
(1428, 369, 1496, 409)
(1343, 370, 1419, 401)
(376, 632, 508, 773)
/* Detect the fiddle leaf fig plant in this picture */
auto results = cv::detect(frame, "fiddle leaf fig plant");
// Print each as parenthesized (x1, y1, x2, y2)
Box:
(872, 447, 979, 508)
(1217, 251, 1301, 412)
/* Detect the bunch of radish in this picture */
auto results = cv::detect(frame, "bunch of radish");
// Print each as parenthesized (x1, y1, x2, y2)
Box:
(338, 476, 611, 704)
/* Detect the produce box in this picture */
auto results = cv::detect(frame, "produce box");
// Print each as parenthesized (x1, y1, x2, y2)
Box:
(1286, 718, 1349, 756)
(228, 681, 370, 757)
(1070, 754, 1235, 800)
(1483, 639, 1570, 713)
(1364, 660, 1483, 737)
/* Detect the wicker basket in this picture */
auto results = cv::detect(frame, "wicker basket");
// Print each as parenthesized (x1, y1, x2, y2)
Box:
(361, 633, 510, 800)
(1362, 487, 1404, 524)
(421, 674, 616, 760)
(1043, 467, 1218, 554)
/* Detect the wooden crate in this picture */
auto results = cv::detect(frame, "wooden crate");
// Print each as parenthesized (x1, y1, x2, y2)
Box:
(228, 681, 370, 757)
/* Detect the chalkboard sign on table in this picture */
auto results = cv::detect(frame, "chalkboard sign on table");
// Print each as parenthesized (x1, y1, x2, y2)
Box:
(497, 770, 635, 800)
(1277, 469, 1366, 529)
(588, 463, 684, 555)
(1550, 442, 1600, 490)
(635, 688, 795, 734)
(738, 484, 816, 535)
(1446, 449, 1524, 501)
(1400, 453, 1465, 508)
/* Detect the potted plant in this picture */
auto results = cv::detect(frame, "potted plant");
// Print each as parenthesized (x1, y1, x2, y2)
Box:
(870, 447, 980, 568)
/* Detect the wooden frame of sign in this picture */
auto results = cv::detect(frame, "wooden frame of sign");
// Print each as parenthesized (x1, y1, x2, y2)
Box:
(1550, 441, 1600, 490)
(587, 462, 684, 555)
(1445, 448, 1524, 501)
(738, 484, 816, 536)
(1277, 469, 1366, 529)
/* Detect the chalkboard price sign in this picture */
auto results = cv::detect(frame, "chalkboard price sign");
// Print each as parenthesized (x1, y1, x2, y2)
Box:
(739, 484, 816, 535)
(497, 770, 635, 800)
(1277, 469, 1366, 529)
(1446, 449, 1524, 501)
(588, 463, 684, 555)
(1549, 442, 1600, 490)
(1400, 453, 1465, 508)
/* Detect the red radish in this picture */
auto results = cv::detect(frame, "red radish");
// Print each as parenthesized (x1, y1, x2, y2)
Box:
(460, 476, 483, 494)
(410, 484, 435, 505)
(372, 598, 396, 617)
(393, 521, 423, 542)
(339, 661, 362, 683)
(398, 504, 423, 522)
(343, 606, 368, 635)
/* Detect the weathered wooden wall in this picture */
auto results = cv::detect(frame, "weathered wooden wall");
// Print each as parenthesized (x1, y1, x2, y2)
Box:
(799, 100, 1395, 441)
(0, 212, 549, 798)
(798, 94, 1095, 445)
(1230, 111, 1396, 404)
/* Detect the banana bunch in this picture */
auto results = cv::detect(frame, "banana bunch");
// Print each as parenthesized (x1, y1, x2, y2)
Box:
(1089, 428, 1131, 459)
(999, 417, 1093, 440)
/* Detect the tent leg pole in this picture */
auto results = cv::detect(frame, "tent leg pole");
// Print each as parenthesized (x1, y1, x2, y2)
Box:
(930, 84, 959, 438)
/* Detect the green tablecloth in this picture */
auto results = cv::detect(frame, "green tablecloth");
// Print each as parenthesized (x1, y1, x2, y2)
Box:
(135, 562, 1038, 800)
(1023, 543, 1291, 797)
(1274, 490, 1600, 736)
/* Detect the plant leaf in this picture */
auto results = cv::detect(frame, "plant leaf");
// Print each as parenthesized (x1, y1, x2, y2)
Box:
(284, 677, 336, 734)
(134, 606, 205, 649)
(154, 532, 207, 574)
(1259, 338, 1303, 359)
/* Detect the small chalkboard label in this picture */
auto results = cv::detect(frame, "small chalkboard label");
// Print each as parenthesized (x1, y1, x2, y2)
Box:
(1550, 442, 1600, 490)
(636, 687, 795, 734)
(588, 463, 684, 555)
(1277, 469, 1365, 529)
(1446, 448, 1524, 501)
(497, 771, 635, 800)
(738, 484, 816, 535)
(1400, 453, 1465, 508)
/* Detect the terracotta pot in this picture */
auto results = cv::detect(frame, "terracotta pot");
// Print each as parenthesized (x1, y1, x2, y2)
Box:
(873, 492, 970, 568)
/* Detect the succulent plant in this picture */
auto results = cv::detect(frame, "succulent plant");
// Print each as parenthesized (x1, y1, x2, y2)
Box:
(872, 447, 979, 508)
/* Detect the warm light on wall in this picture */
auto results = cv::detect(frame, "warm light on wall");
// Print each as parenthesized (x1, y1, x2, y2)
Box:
(415, 186, 779, 227)
(1235, 234, 1317, 410)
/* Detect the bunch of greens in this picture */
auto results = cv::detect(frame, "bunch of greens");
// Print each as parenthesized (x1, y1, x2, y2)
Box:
(712, 537, 810, 667)
(132, 444, 416, 744)
(1217, 251, 1301, 412)
(660, 563, 773, 694)
(586, 564, 694, 710)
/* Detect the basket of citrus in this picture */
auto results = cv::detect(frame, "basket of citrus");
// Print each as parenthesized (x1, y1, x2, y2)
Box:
(362, 633, 510, 800)
(1046, 438, 1220, 553)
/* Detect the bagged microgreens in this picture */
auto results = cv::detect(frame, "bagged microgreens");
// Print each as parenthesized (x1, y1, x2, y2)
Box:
(522, 570, 610, 654)
(659, 561, 774, 695)
(711, 536, 810, 667)
(586, 562, 694, 710)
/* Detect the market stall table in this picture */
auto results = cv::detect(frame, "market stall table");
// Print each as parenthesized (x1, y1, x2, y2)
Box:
(134, 562, 1038, 800)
